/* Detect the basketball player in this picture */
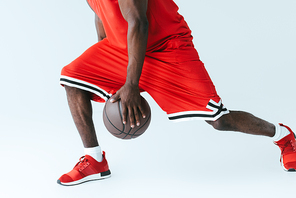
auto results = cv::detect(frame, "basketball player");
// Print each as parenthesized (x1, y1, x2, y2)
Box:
(57, 0, 296, 186)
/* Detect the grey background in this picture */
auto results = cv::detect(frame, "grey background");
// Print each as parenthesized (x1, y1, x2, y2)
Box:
(0, 0, 295, 197)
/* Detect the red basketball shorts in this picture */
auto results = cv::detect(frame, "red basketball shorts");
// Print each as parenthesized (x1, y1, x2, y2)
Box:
(60, 39, 229, 121)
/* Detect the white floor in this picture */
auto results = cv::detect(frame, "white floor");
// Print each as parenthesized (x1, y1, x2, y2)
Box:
(0, 0, 295, 197)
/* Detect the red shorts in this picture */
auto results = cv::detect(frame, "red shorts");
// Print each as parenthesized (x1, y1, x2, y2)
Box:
(60, 39, 229, 121)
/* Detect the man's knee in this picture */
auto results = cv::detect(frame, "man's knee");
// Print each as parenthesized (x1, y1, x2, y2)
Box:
(64, 85, 92, 99)
(64, 85, 84, 93)
(206, 113, 233, 131)
(64, 84, 76, 93)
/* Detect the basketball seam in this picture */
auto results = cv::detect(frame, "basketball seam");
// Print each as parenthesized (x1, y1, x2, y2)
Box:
(104, 103, 125, 134)
(105, 110, 150, 138)
(130, 111, 151, 138)
(118, 101, 125, 132)
(122, 128, 133, 139)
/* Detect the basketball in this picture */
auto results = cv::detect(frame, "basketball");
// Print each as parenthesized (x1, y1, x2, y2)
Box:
(103, 96, 151, 139)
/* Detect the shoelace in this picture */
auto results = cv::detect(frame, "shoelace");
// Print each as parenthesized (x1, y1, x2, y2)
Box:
(74, 156, 90, 170)
(282, 140, 296, 154)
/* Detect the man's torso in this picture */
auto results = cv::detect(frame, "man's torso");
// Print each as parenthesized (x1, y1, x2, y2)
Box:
(87, 0, 193, 50)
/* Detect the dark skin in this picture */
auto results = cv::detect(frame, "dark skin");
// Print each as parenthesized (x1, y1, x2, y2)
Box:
(65, 0, 275, 148)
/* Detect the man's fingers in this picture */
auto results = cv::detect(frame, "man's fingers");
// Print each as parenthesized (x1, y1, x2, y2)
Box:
(138, 105, 146, 119)
(110, 94, 120, 103)
(112, 90, 144, 128)
(134, 107, 141, 127)
(127, 104, 145, 128)
(128, 107, 135, 128)
(121, 102, 127, 125)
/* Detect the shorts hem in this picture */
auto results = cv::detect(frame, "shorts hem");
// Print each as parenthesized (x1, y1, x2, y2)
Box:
(167, 99, 229, 122)
(59, 75, 112, 102)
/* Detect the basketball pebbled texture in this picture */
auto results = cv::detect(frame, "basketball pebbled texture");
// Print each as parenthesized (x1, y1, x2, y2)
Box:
(103, 96, 151, 139)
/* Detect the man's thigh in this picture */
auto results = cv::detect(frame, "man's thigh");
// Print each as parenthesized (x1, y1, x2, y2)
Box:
(140, 47, 228, 121)
(60, 39, 128, 102)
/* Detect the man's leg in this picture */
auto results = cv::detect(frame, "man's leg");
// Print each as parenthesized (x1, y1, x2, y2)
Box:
(206, 111, 275, 137)
(65, 85, 98, 148)
(207, 111, 296, 171)
(57, 85, 111, 186)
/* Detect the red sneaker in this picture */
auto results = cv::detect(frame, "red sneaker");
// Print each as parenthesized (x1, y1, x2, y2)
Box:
(274, 124, 296, 172)
(57, 151, 111, 186)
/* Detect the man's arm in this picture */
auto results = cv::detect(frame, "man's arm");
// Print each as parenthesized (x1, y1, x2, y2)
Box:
(95, 15, 106, 42)
(110, 0, 149, 128)
(87, 1, 106, 41)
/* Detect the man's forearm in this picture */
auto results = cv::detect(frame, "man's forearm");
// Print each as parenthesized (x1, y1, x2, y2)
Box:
(125, 19, 149, 86)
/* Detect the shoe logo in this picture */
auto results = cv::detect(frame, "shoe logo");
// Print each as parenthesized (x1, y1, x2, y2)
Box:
(79, 162, 90, 172)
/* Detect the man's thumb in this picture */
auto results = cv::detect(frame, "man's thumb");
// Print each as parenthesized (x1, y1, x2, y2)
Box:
(109, 94, 120, 103)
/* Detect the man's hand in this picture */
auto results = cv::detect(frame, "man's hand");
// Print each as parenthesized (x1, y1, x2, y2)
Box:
(110, 83, 146, 128)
